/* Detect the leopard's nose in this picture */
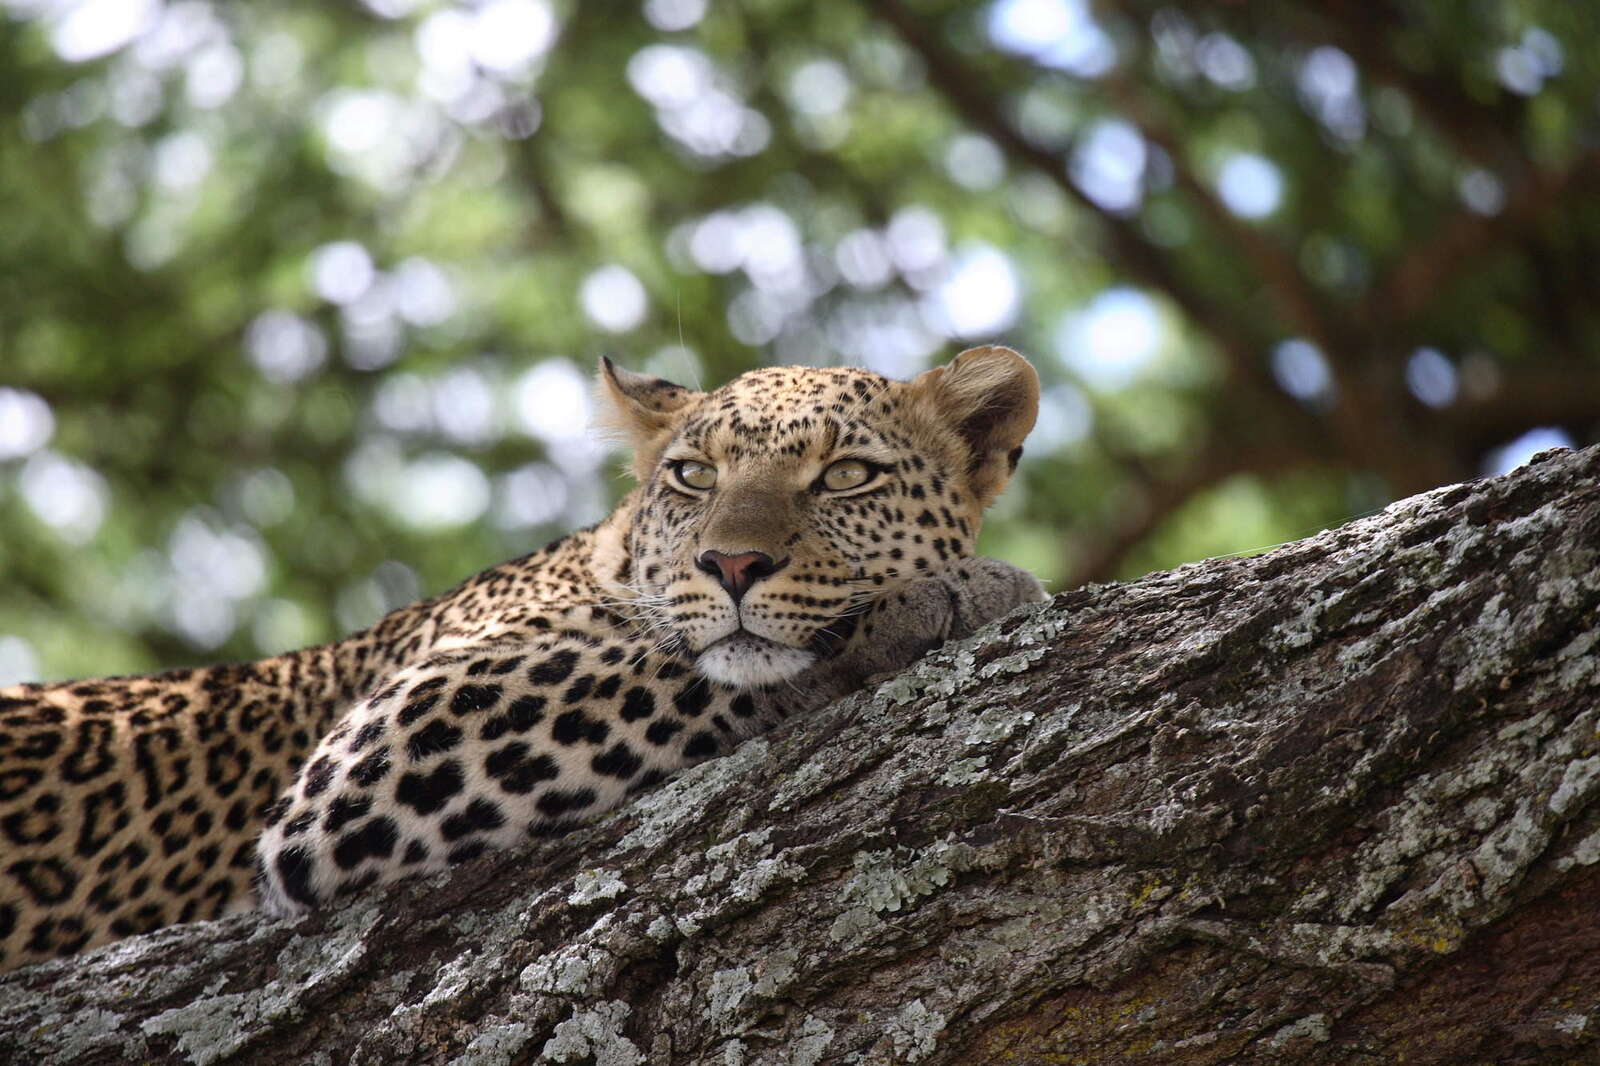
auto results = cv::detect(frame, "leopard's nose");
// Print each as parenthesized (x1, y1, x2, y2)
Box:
(696, 550, 786, 604)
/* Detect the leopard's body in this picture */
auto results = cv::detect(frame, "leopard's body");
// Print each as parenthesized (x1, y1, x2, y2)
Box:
(0, 348, 1042, 970)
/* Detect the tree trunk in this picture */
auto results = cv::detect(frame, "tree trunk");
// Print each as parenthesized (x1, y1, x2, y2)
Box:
(4, 445, 1599, 1066)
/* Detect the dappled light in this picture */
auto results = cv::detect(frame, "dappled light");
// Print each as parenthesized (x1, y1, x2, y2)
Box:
(1055, 287, 1165, 390)
(1486, 426, 1578, 477)
(1271, 339, 1334, 406)
(1215, 153, 1283, 219)
(0, 0, 1595, 681)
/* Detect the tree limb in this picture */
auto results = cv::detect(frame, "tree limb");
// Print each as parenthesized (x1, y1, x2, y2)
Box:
(1098, 70, 1335, 353)
(4, 444, 1598, 1065)
(865, 0, 1480, 498)
(1059, 435, 1315, 586)
(1141, 0, 1532, 173)
(1435, 359, 1600, 450)
(865, 0, 1298, 414)
(1372, 149, 1600, 323)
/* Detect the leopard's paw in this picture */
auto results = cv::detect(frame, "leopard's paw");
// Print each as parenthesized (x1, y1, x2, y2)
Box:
(933, 557, 1048, 640)
(845, 558, 1046, 679)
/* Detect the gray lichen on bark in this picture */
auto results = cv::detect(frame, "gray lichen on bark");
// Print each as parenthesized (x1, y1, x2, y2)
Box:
(3, 445, 1599, 1065)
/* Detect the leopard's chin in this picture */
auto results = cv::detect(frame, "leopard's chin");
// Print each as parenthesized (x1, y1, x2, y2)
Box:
(695, 632, 815, 688)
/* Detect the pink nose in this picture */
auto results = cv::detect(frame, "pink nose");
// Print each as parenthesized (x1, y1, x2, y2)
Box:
(696, 550, 784, 604)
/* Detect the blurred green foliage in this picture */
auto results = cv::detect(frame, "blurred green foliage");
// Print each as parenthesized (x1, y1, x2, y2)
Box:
(1, 0, 1597, 682)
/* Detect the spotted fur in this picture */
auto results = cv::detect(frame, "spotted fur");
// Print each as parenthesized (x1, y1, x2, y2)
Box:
(0, 347, 1042, 969)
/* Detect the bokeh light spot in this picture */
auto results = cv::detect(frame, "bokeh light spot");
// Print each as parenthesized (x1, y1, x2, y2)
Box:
(50, 0, 159, 63)
(945, 134, 1005, 190)
(1405, 347, 1458, 408)
(310, 241, 377, 305)
(1458, 169, 1505, 216)
(246, 310, 328, 384)
(432, 366, 499, 446)
(1485, 427, 1574, 476)
(185, 41, 242, 109)
(581, 265, 648, 333)
(928, 245, 1020, 339)
(392, 258, 456, 327)
(988, 0, 1115, 76)
(391, 452, 492, 529)
(1216, 153, 1283, 218)
(644, 0, 706, 32)
(0, 636, 40, 686)
(496, 461, 569, 529)
(515, 359, 593, 443)
(469, 0, 557, 74)
(835, 229, 893, 289)
(19, 451, 109, 543)
(1056, 287, 1164, 389)
(1071, 120, 1146, 213)
(1272, 339, 1333, 404)
(1031, 384, 1093, 451)
(886, 206, 948, 279)
(787, 59, 852, 117)
(1196, 33, 1255, 89)
(0, 389, 56, 460)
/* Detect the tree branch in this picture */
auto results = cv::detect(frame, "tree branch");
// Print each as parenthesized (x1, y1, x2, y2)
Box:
(1060, 435, 1315, 585)
(864, 0, 1300, 415)
(4, 445, 1599, 1065)
(1099, 70, 1336, 353)
(1142, 0, 1532, 173)
(866, 0, 1476, 496)
(1435, 360, 1600, 451)
(1372, 149, 1600, 323)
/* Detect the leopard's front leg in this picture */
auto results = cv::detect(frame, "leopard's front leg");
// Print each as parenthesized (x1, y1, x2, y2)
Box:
(255, 635, 753, 915)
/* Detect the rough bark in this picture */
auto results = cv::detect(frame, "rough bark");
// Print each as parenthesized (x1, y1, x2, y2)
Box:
(4, 445, 1599, 1066)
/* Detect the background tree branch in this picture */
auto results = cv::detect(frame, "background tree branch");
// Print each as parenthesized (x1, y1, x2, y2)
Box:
(5, 443, 1597, 1065)
(1373, 149, 1600, 323)
(5, 0, 1598, 682)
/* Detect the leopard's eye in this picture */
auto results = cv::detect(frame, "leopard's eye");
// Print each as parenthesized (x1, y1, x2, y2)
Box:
(672, 460, 717, 491)
(821, 459, 873, 492)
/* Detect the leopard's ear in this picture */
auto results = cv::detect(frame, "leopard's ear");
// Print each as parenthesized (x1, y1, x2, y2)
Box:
(907, 345, 1039, 506)
(595, 357, 703, 480)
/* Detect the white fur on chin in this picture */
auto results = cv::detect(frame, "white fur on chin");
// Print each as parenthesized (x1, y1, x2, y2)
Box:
(696, 636, 814, 688)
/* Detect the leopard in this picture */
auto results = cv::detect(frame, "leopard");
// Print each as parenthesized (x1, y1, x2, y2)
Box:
(0, 345, 1045, 971)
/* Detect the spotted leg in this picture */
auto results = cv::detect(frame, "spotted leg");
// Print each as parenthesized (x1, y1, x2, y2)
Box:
(254, 632, 767, 916)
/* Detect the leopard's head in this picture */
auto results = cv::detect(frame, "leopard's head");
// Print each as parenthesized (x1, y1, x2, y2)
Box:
(597, 347, 1038, 688)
